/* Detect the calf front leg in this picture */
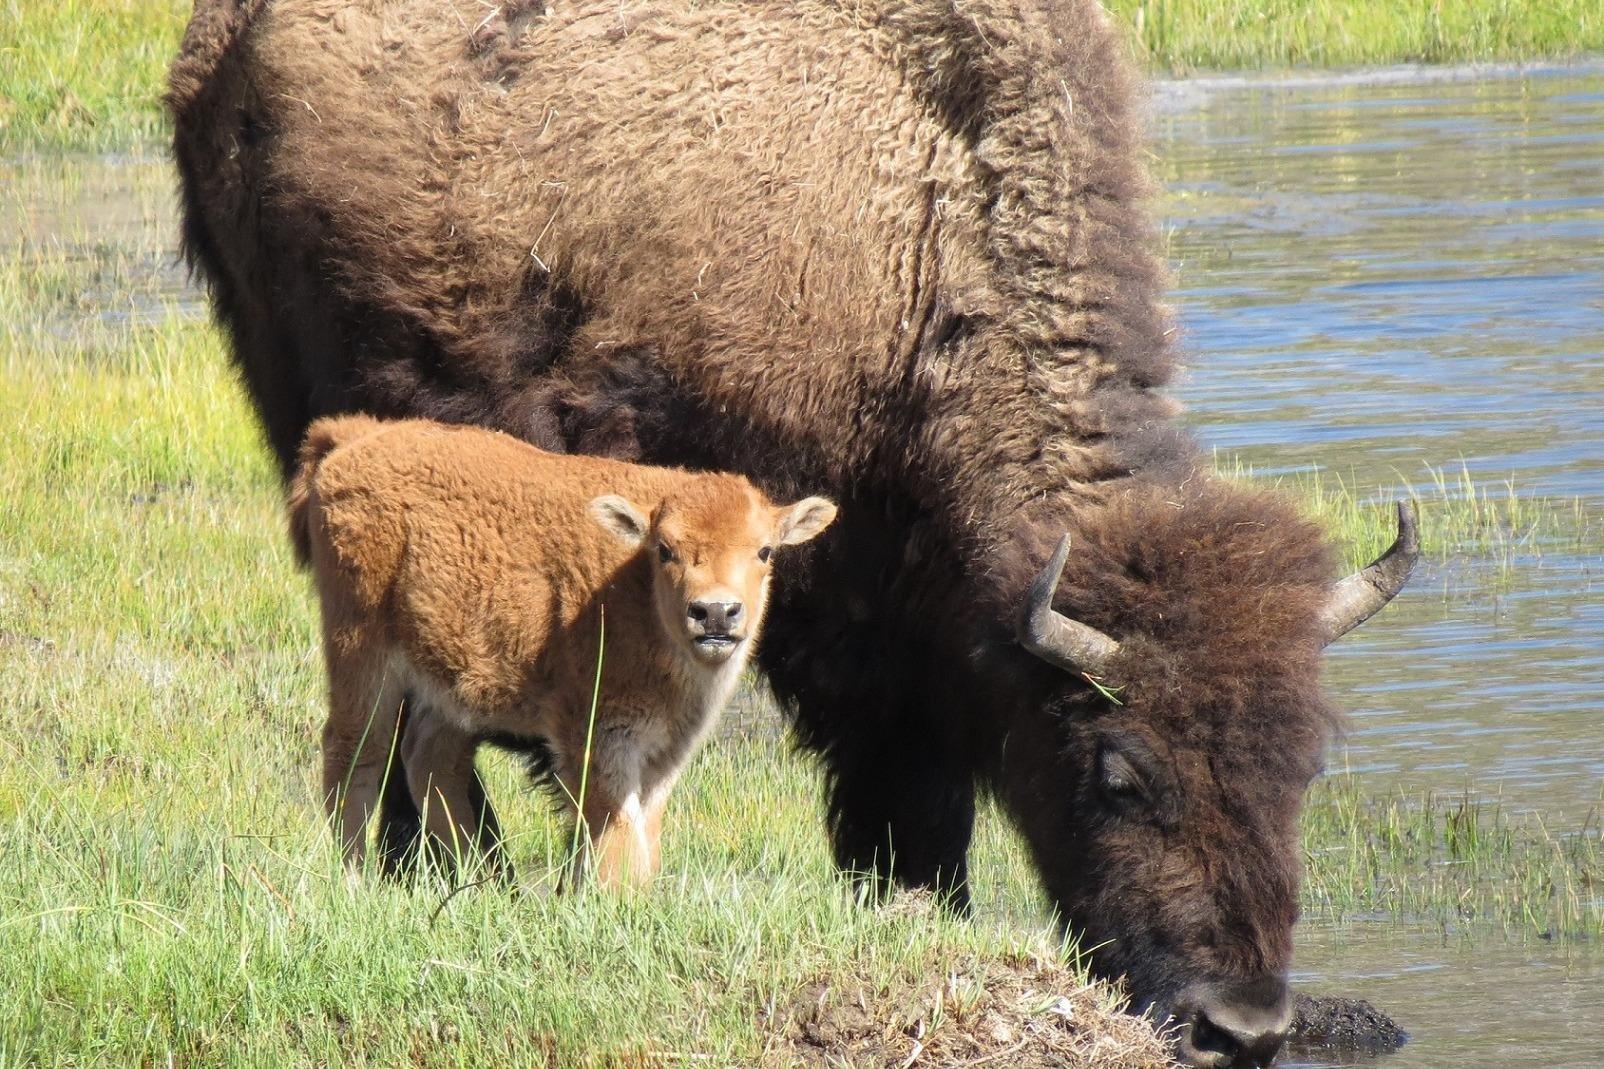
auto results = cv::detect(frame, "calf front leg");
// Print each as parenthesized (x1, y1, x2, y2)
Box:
(559, 723, 673, 891)
(582, 786, 667, 889)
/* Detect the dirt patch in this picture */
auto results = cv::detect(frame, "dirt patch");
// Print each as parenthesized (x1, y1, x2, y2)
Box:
(762, 955, 1172, 1069)
(1288, 992, 1408, 1055)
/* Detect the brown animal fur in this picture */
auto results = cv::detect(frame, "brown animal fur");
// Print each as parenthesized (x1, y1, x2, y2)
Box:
(173, 2, 1411, 1057)
(288, 415, 833, 884)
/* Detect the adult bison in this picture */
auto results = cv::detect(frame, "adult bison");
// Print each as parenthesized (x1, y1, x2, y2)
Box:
(169, 1, 1417, 1064)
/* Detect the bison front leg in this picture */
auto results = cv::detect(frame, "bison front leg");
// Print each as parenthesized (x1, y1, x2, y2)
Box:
(822, 728, 977, 914)
(555, 725, 669, 892)
(580, 788, 666, 890)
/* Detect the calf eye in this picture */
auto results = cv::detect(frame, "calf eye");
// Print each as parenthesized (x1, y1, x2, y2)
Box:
(658, 542, 675, 564)
(757, 545, 773, 563)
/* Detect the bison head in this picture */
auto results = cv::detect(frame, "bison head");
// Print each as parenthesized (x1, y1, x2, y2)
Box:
(994, 490, 1417, 1068)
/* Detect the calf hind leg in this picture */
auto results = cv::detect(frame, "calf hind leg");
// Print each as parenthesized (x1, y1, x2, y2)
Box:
(321, 644, 406, 869)
(400, 705, 511, 880)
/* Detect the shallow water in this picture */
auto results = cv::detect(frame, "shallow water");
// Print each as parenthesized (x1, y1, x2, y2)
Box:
(1157, 67, 1604, 502)
(1154, 69, 1604, 1068)
(1285, 927, 1603, 1068)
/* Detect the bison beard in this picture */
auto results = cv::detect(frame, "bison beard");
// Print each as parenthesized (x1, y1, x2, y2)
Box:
(169, 2, 1417, 1065)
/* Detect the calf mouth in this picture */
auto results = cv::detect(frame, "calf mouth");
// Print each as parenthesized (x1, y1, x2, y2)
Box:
(691, 634, 742, 661)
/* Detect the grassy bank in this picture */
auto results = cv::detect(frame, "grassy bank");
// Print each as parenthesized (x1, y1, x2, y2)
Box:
(1108, 0, 1603, 73)
(3, 1, 1601, 153)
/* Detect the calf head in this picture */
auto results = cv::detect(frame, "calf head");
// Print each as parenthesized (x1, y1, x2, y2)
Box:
(591, 477, 836, 665)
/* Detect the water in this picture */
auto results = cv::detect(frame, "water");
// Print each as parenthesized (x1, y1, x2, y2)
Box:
(1287, 928, 1603, 1068)
(1153, 69, 1604, 1067)
(7, 65, 1603, 1067)
(2, 153, 202, 348)
(1158, 68, 1604, 501)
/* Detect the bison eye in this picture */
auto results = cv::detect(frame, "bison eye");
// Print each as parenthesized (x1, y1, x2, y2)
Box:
(1097, 750, 1146, 808)
(757, 545, 773, 564)
(657, 541, 675, 564)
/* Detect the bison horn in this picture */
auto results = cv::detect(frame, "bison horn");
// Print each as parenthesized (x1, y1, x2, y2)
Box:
(1321, 500, 1421, 644)
(1019, 534, 1121, 675)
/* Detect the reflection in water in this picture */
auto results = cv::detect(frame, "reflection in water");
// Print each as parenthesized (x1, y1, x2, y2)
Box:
(1285, 926, 1602, 1069)
(1154, 70, 1603, 1068)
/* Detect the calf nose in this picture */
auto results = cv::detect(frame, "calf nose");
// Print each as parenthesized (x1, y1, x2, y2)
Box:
(1172, 977, 1291, 1069)
(688, 600, 742, 634)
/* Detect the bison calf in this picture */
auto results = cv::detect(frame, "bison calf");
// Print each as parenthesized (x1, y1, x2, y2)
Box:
(287, 415, 835, 885)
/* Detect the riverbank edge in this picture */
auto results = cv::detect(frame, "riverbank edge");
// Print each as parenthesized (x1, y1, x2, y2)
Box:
(1149, 55, 1604, 113)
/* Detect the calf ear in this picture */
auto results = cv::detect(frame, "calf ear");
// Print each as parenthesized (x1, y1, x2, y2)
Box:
(776, 497, 837, 546)
(589, 495, 650, 546)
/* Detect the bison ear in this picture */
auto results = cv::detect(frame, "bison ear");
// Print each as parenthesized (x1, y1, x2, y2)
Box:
(776, 496, 837, 546)
(589, 495, 649, 546)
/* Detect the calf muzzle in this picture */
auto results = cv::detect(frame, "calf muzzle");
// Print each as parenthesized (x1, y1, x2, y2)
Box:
(688, 599, 743, 636)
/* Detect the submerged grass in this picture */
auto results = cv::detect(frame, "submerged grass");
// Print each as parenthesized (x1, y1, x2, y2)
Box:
(1216, 455, 1602, 573)
(2, 1, 1601, 152)
(1302, 777, 1604, 939)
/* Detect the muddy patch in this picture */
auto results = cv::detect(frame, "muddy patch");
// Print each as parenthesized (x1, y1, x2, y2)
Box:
(1289, 992, 1408, 1055)
(763, 959, 1409, 1068)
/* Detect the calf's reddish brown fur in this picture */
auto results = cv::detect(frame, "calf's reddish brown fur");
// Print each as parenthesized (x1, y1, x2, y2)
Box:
(287, 415, 834, 885)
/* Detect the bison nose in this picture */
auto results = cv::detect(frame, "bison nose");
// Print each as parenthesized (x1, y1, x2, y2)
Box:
(1171, 977, 1291, 1069)
(688, 600, 742, 635)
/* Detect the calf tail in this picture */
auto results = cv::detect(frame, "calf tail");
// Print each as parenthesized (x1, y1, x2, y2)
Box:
(286, 414, 387, 566)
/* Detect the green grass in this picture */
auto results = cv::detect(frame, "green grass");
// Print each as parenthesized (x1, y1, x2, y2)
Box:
(2, 1, 1601, 152)
(0, 296, 1148, 1066)
(0, 167, 1163, 1065)
(1108, 0, 1603, 74)
(0, 0, 187, 154)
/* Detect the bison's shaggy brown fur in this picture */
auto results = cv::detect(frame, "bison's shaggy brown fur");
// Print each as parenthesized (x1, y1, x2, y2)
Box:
(288, 415, 833, 884)
(171, 3, 1415, 1063)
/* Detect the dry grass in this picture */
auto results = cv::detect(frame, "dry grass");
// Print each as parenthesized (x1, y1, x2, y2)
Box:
(765, 950, 1173, 1069)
